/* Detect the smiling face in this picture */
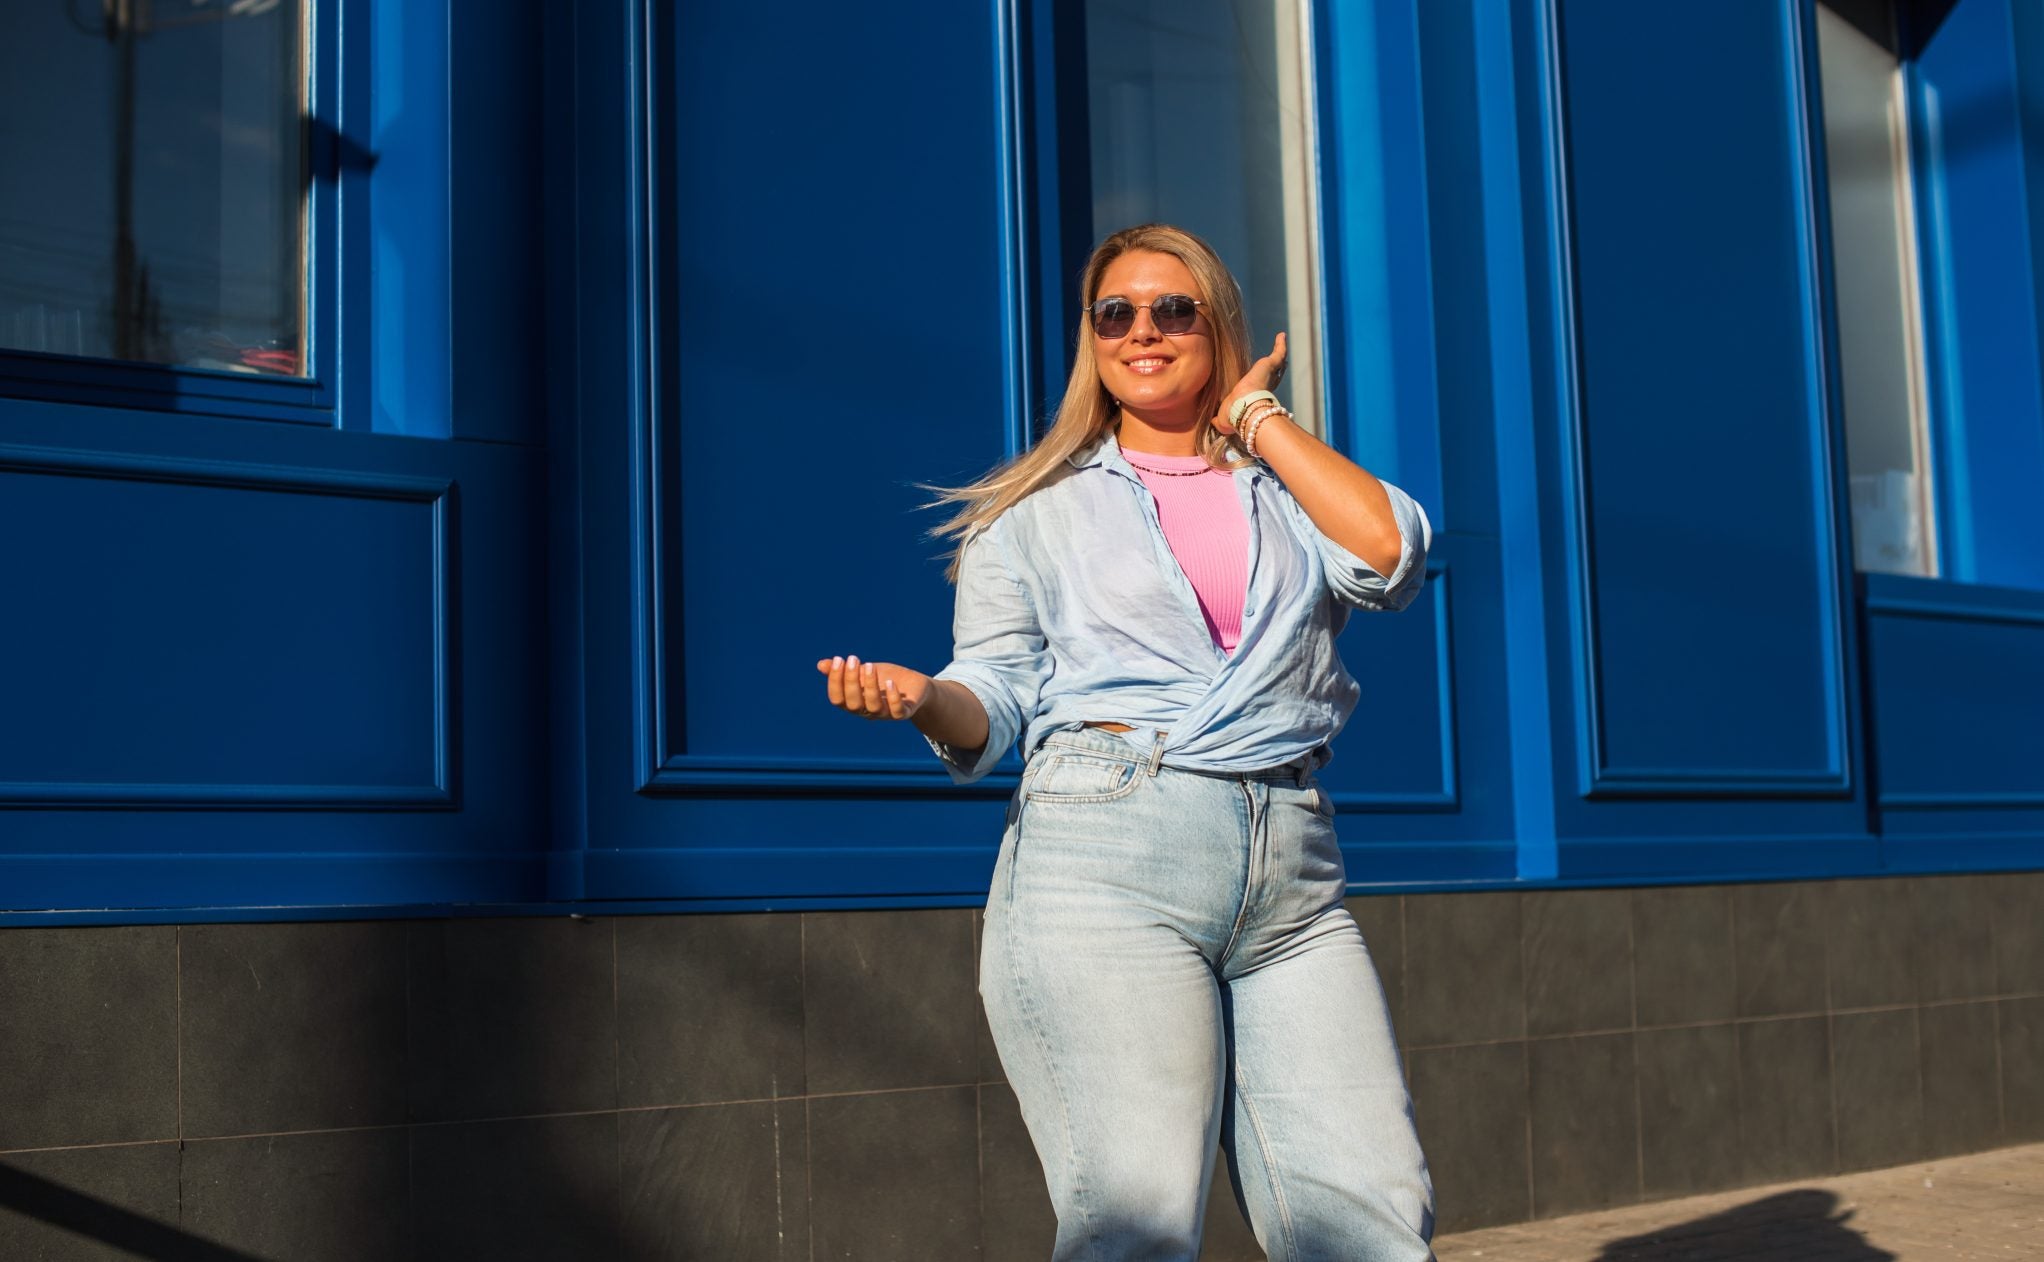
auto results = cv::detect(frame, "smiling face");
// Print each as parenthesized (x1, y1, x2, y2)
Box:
(1090, 249, 1215, 426)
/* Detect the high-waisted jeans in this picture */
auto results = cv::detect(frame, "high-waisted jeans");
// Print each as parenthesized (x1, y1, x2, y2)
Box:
(980, 725, 1434, 1262)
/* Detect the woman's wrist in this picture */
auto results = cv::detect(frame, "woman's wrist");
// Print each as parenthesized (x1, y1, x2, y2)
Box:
(1240, 402, 1289, 457)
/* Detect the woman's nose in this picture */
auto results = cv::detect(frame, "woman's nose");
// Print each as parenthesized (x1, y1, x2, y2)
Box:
(1127, 308, 1162, 341)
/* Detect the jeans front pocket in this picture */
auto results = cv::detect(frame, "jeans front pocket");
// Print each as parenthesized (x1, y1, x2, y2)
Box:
(1025, 749, 1144, 804)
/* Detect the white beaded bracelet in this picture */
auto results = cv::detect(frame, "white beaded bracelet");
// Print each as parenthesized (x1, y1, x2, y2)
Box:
(1241, 403, 1289, 458)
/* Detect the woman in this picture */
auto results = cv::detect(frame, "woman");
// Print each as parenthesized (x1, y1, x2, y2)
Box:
(816, 223, 1434, 1261)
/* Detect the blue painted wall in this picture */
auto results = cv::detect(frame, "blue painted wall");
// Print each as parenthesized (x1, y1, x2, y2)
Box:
(2, 0, 2040, 923)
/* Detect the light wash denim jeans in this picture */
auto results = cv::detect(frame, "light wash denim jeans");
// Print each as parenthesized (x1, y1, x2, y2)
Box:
(981, 725, 1435, 1262)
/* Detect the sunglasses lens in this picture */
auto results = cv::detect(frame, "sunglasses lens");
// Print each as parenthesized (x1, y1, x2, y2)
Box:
(1092, 299, 1135, 338)
(1154, 296, 1198, 334)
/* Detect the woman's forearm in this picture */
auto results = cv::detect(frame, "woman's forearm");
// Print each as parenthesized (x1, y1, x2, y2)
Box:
(912, 678, 991, 754)
(1253, 413, 1406, 575)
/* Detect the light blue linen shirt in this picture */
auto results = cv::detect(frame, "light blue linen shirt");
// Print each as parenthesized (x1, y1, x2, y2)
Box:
(925, 428, 1431, 784)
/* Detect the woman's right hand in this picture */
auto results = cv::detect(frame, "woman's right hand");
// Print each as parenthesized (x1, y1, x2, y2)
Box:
(815, 654, 932, 721)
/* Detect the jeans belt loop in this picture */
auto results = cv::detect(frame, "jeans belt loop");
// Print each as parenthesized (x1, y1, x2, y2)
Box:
(1147, 730, 1165, 777)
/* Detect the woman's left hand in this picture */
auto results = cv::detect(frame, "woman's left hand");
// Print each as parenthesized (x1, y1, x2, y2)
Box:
(1213, 332, 1288, 435)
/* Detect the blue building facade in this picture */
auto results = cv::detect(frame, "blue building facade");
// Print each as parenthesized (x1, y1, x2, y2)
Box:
(1, 1, 2039, 1255)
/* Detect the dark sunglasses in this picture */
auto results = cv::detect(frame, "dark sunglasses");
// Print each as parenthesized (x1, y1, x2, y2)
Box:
(1085, 293, 1205, 339)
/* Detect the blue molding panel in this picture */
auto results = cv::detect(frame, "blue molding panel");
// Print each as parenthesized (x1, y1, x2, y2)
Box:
(1547, 0, 1855, 799)
(0, 399, 550, 914)
(1863, 574, 2044, 811)
(567, 0, 1031, 902)
(0, 444, 451, 807)
(1327, 567, 1459, 812)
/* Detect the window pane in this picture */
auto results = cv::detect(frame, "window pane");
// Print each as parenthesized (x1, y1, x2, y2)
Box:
(1085, 0, 1324, 432)
(0, 0, 306, 376)
(1815, 2, 1937, 576)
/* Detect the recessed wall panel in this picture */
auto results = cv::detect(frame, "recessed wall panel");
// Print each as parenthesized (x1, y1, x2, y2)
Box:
(0, 454, 446, 804)
(650, 1, 1014, 771)
(1327, 569, 1456, 811)
(1866, 585, 2044, 807)
(1556, 0, 1848, 794)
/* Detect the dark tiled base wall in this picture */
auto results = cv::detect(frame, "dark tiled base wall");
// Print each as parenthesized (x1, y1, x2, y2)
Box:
(2, 873, 2041, 1260)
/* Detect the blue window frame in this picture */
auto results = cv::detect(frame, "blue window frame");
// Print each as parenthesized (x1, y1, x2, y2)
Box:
(0, 0, 358, 428)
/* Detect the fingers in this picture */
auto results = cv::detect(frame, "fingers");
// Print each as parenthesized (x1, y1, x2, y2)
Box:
(861, 661, 886, 717)
(843, 655, 867, 711)
(816, 655, 894, 719)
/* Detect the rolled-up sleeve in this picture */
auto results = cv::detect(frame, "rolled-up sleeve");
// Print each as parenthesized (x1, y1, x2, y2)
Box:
(1287, 479, 1432, 613)
(925, 517, 1051, 785)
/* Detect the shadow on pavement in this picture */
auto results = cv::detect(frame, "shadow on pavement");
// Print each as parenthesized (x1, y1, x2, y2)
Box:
(1593, 1189, 1897, 1261)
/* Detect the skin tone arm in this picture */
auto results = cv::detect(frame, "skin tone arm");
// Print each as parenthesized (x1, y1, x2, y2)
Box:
(1217, 332, 1406, 578)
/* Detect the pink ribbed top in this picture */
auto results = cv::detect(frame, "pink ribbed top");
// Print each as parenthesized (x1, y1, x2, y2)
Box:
(1119, 443, 1250, 654)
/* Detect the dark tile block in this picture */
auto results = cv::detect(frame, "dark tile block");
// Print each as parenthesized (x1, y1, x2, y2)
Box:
(180, 922, 408, 1137)
(1632, 885, 1736, 1027)
(1407, 1041, 1529, 1234)
(1822, 877, 1917, 1010)
(616, 913, 804, 1108)
(1636, 1024, 1742, 1198)
(1523, 890, 1633, 1038)
(0, 1142, 178, 1262)
(406, 917, 618, 1122)
(619, 1100, 807, 1261)
(1990, 871, 2044, 995)
(1737, 1016, 1835, 1184)
(1919, 1002, 2002, 1158)
(1831, 1009, 1924, 1172)
(0, 926, 177, 1150)
(2001, 996, 2044, 1143)
(1528, 1033, 1639, 1218)
(1403, 892, 1523, 1048)
(411, 1112, 624, 1261)
(182, 1128, 409, 1261)
(1913, 875, 1998, 1002)
(1344, 895, 1405, 1045)
(1201, 1149, 1266, 1262)
(1733, 882, 1827, 1018)
(809, 1086, 980, 1260)
(803, 909, 977, 1095)
(980, 1083, 1055, 1262)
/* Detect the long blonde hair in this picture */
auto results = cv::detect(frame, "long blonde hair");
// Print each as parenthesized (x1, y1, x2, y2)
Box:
(916, 223, 1259, 583)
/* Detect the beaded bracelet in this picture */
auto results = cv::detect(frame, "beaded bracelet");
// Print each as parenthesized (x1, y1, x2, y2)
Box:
(1241, 402, 1290, 458)
(1239, 405, 1279, 454)
(1237, 407, 1271, 458)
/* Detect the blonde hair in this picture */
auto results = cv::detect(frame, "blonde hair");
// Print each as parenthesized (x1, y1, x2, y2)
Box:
(916, 223, 1259, 583)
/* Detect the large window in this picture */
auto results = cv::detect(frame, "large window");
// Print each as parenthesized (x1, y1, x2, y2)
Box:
(1083, 0, 1326, 431)
(1814, 0, 1937, 578)
(0, 0, 307, 377)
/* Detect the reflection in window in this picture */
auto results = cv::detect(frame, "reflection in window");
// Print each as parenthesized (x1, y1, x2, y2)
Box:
(1085, 0, 1324, 432)
(1815, 0, 1937, 577)
(0, 0, 306, 376)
